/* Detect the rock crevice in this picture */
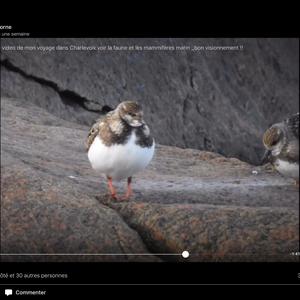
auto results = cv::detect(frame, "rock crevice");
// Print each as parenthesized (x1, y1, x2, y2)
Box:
(1, 59, 101, 113)
(1, 97, 298, 262)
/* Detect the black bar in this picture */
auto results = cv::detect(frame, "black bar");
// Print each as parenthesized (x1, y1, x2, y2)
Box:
(0, 262, 299, 285)
(1, 10, 299, 38)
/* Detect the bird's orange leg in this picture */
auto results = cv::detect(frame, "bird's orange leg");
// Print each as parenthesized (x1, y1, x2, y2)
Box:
(123, 177, 133, 200)
(107, 176, 118, 199)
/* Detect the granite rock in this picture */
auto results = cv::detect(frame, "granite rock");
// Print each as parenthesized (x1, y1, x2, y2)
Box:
(1, 97, 298, 262)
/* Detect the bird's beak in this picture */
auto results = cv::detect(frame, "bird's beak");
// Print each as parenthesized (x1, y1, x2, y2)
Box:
(261, 150, 271, 165)
(131, 119, 144, 127)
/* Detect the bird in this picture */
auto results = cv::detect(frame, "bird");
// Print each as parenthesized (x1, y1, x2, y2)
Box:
(86, 101, 155, 200)
(262, 112, 299, 185)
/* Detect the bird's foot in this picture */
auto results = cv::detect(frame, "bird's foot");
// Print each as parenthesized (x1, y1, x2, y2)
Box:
(107, 192, 131, 202)
(120, 194, 132, 201)
(109, 193, 119, 200)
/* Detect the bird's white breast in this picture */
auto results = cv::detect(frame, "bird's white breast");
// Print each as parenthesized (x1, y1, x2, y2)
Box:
(274, 159, 299, 180)
(88, 132, 155, 180)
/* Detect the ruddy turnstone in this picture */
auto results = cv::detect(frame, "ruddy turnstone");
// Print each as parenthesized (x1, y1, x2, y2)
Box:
(86, 101, 155, 200)
(262, 112, 299, 184)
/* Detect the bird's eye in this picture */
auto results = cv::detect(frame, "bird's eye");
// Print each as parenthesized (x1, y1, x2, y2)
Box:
(270, 139, 278, 146)
(271, 136, 280, 147)
(128, 112, 136, 117)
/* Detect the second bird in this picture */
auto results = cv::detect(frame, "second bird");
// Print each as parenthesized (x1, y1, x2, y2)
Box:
(262, 112, 299, 185)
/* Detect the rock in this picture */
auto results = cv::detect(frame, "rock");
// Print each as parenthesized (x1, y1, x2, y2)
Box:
(106, 202, 299, 262)
(0, 66, 100, 125)
(1, 97, 159, 262)
(1, 97, 298, 262)
(1, 38, 298, 165)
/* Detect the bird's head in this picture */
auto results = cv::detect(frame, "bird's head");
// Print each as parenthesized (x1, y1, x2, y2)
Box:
(117, 101, 145, 127)
(261, 126, 284, 164)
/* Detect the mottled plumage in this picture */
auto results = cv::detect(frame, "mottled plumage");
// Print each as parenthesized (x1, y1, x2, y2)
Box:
(86, 102, 153, 150)
(285, 112, 299, 138)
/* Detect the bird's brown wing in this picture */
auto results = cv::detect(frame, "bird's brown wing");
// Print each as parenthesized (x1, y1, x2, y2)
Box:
(280, 139, 299, 163)
(85, 117, 104, 152)
(285, 112, 299, 139)
(281, 113, 299, 163)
